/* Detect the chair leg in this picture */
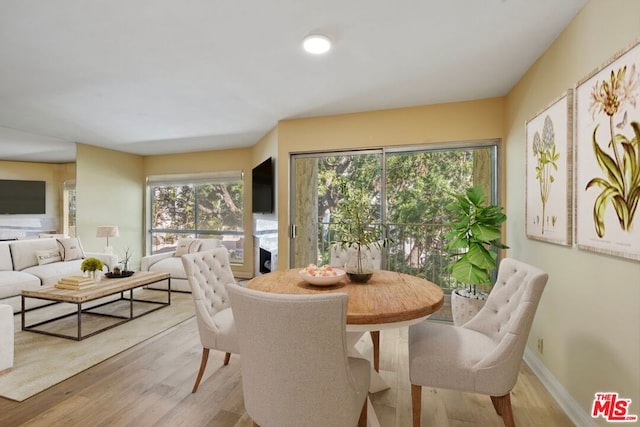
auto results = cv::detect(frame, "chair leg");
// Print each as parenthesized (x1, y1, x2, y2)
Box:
(411, 383, 422, 427)
(192, 348, 210, 393)
(490, 395, 502, 415)
(371, 330, 380, 372)
(491, 394, 515, 427)
(358, 398, 367, 427)
(224, 352, 231, 366)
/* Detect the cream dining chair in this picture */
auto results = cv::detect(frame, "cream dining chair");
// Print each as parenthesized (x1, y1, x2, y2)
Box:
(329, 242, 383, 372)
(181, 248, 239, 393)
(227, 282, 370, 427)
(408, 258, 548, 427)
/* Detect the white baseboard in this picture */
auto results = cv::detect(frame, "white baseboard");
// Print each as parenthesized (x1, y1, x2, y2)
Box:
(524, 347, 595, 427)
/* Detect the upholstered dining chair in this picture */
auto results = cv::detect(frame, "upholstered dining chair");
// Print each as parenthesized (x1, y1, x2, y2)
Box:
(408, 258, 548, 427)
(227, 282, 370, 427)
(181, 248, 239, 393)
(329, 242, 383, 372)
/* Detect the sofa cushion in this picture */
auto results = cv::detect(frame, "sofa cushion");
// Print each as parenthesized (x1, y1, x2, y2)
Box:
(57, 238, 85, 261)
(0, 271, 41, 299)
(23, 259, 85, 287)
(36, 248, 62, 266)
(0, 243, 12, 271)
(10, 239, 59, 271)
(174, 238, 202, 257)
(149, 257, 188, 279)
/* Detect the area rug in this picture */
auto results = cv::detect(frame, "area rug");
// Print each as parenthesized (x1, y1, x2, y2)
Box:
(0, 290, 195, 402)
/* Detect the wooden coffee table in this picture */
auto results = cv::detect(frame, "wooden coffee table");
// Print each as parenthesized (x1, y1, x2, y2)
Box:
(21, 271, 171, 341)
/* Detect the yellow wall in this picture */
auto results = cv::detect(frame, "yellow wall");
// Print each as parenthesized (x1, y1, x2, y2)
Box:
(144, 146, 254, 277)
(76, 144, 145, 267)
(505, 0, 640, 421)
(276, 97, 506, 268)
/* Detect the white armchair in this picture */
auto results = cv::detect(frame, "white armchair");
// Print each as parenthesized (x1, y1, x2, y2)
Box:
(408, 258, 548, 427)
(227, 283, 370, 427)
(181, 248, 238, 392)
(142, 238, 222, 292)
(329, 243, 382, 270)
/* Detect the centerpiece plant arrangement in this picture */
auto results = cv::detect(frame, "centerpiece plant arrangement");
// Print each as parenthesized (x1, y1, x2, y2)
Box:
(333, 182, 387, 283)
(81, 257, 105, 281)
(444, 186, 508, 324)
(121, 246, 134, 273)
(111, 246, 135, 277)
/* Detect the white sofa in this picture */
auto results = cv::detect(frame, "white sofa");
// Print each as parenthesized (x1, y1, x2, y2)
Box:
(140, 238, 223, 292)
(0, 237, 117, 313)
(0, 303, 12, 373)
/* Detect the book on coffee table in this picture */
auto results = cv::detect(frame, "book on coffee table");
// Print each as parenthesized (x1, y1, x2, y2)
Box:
(55, 276, 96, 290)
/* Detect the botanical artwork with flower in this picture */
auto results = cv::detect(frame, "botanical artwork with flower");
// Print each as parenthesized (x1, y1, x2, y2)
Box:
(526, 92, 572, 245)
(576, 40, 640, 260)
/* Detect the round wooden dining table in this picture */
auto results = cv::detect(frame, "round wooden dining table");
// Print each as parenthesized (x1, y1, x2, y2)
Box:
(245, 268, 445, 330)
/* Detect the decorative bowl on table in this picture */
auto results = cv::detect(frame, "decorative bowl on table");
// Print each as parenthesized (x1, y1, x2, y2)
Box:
(298, 264, 345, 286)
(104, 270, 135, 279)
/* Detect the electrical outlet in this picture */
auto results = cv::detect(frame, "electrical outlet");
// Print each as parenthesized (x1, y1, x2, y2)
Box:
(537, 338, 544, 354)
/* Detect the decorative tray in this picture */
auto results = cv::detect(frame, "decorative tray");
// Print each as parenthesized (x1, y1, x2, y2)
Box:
(104, 271, 135, 279)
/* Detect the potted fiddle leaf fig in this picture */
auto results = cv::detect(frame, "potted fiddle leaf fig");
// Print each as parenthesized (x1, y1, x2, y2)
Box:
(444, 185, 508, 325)
(333, 181, 387, 283)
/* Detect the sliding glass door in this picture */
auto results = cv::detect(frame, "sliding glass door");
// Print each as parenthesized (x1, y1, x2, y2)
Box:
(290, 150, 383, 268)
(290, 141, 498, 290)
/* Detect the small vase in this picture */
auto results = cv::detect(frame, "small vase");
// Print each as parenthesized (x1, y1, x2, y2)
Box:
(345, 248, 374, 283)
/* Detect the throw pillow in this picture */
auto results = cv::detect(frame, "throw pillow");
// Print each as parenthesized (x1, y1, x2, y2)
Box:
(174, 238, 201, 257)
(36, 248, 62, 265)
(57, 237, 86, 261)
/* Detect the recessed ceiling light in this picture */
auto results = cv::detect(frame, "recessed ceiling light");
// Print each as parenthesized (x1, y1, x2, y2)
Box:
(303, 34, 331, 54)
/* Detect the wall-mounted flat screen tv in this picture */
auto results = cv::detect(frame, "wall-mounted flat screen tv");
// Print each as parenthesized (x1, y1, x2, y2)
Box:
(0, 180, 46, 214)
(252, 157, 274, 214)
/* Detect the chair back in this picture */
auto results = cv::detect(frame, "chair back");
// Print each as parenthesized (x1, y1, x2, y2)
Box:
(463, 257, 548, 388)
(182, 248, 235, 338)
(329, 243, 382, 269)
(227, 283, 368, 427)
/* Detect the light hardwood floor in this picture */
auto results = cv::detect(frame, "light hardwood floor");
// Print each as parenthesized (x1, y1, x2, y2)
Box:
(0, 316, 574, 426)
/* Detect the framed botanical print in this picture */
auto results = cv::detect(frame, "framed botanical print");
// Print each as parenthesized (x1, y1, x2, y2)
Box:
(575, 39, 640, 261)
(525, 90, 573, 246)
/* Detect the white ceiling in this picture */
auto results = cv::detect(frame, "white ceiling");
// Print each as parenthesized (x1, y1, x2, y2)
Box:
(0, 0, 587, 163)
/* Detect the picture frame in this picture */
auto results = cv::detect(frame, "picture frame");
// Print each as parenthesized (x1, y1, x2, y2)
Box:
(525, 90, 573, 246)
(575, 39, 640, 261)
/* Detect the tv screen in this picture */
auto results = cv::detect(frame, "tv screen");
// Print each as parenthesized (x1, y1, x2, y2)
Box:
(0, 180, 46, 214)
(252, 157, 274, 213)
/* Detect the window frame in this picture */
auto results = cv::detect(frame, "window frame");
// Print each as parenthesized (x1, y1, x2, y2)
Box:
(145, 171, 245, 263)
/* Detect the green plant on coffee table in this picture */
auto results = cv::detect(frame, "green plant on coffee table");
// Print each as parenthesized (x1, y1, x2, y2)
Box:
(444, 185, 508, 296)
(81, 257, 104, 273)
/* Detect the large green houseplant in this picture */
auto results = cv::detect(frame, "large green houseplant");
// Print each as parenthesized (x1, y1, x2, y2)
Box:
(333, 182, 387, 283)
(444, 185, 508, 324)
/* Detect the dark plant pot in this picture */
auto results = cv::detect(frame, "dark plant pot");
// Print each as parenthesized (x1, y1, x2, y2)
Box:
(347, 272, 373, 283)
